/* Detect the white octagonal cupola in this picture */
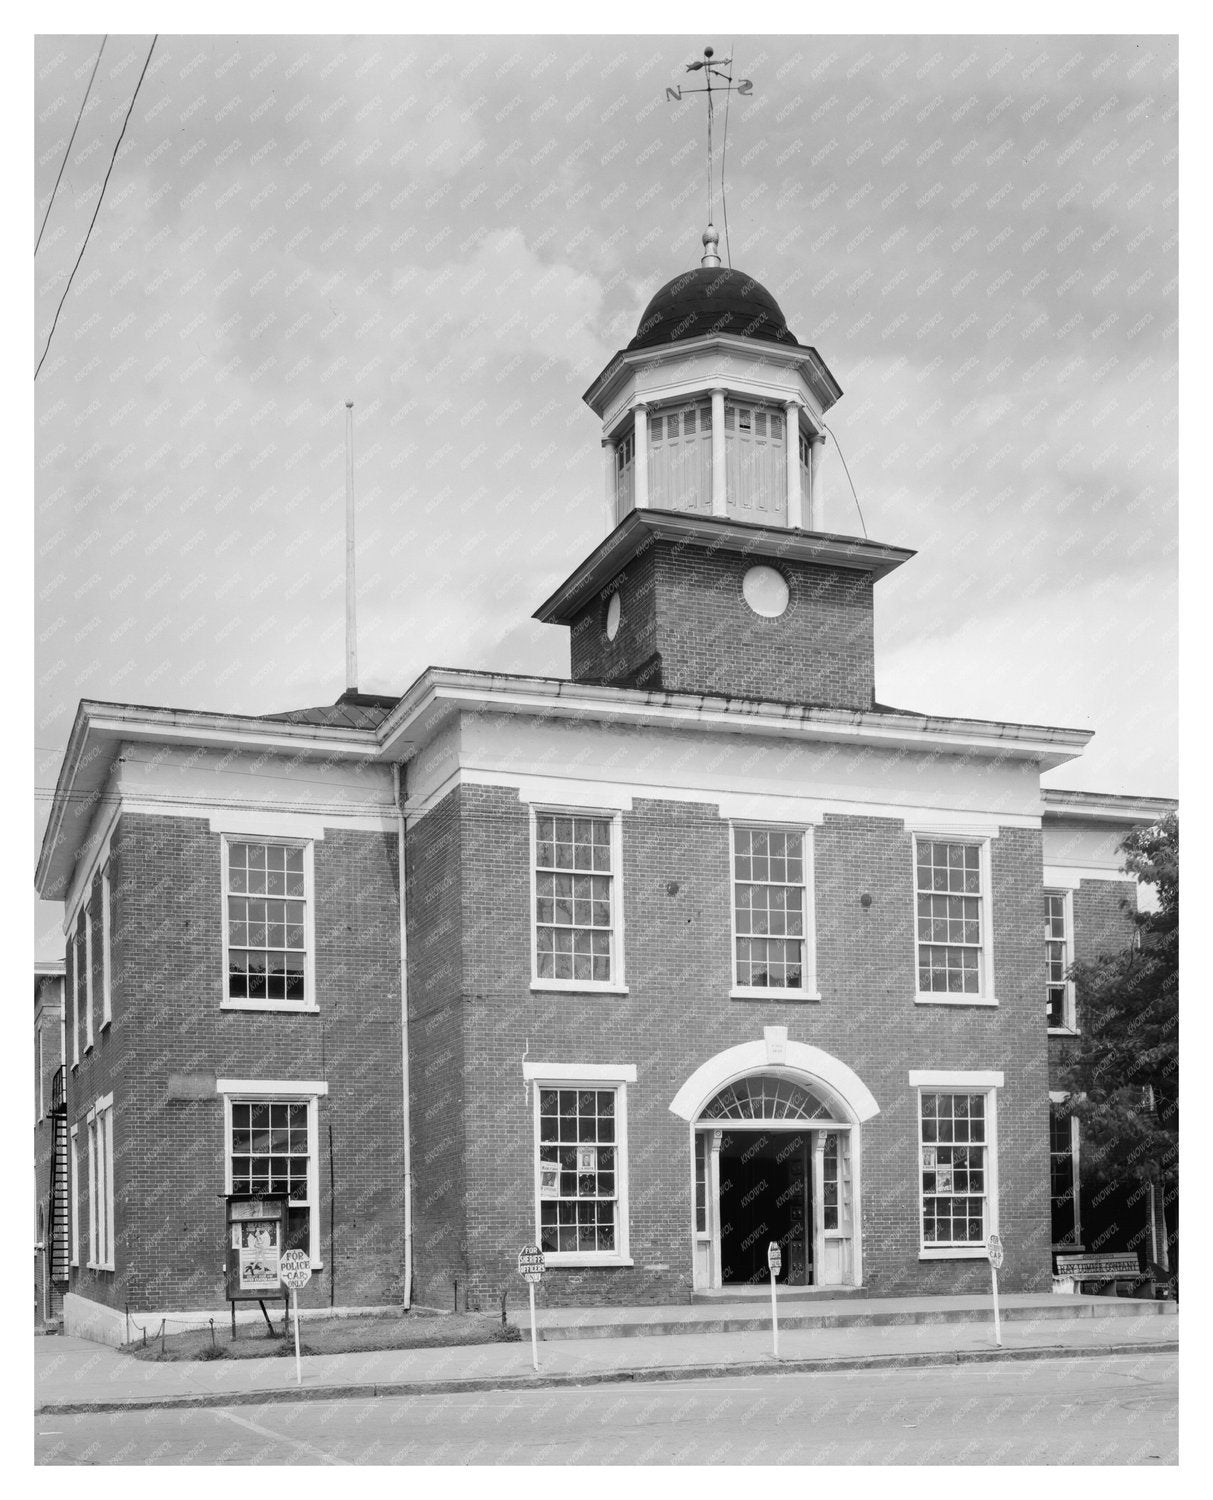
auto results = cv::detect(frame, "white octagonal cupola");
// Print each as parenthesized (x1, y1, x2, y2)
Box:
(583, 226, 845, 536)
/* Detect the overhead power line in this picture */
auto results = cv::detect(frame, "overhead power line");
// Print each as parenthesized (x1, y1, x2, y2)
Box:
(34, 35, 107, 256)
(34, 33, 157, 381)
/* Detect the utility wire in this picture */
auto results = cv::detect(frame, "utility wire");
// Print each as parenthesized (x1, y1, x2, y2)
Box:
(35, 35, 107, 256)
(820, 421, 869, 539)
(34, 33, 157, 381)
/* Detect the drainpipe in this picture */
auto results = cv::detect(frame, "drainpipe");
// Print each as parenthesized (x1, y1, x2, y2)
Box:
(394, 762, 413, 1311)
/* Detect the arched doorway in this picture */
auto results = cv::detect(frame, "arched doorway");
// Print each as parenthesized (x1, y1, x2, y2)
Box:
(670, 1030, 879, 1291)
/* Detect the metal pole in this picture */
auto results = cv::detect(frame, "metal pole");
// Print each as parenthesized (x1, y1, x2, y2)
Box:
(292, 1286, 302, 1384)
(528, 1282, 539, 1371)
(770, 1267, 780, 1359)
(344, 400, 357, 693)
(991, 1264, 1002, 1347)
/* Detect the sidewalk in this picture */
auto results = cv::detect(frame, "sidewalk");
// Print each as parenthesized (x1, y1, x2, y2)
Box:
(35, 1302, 1178, 1415)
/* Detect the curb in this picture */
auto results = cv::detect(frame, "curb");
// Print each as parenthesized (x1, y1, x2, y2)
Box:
(528, 1301, 1176, 1341)
(35, 1338, 1178, 1416)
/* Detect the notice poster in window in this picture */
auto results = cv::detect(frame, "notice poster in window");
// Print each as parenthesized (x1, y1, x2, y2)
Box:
(239, 1245, 280, 1290)
(935, 1164, 954, 1193)
(922, 1147, 937, 1170)
(577, 1146, 597, 1173)
(539, 1160, 560, 1200)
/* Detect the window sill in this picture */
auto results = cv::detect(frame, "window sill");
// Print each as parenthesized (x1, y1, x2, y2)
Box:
(529, 981, 629, 997)
(1047, 1026, 1079, 1037)
(101, 1018, 112, 1031)
(914, 995, 999, 1008)
(919, 1247, 991, 1260)
(220, 1001, 320, 1014)
(84, 1041, 94, 1054)
(731, 987, 821, 1003)
(541, 1254, 634, 1269)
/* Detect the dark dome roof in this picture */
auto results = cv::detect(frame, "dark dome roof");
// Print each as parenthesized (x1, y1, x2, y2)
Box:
(627, 266, 799, 352)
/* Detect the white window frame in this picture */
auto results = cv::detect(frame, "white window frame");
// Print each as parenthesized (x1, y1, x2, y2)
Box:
(524, 1061, 635, 1268)
(220, 836, 318, 1013)
(85, 1094, 115, 1272)
(83, 909, 94, 1051)
(217, 1079, 327, 1267)
(729, 822, 819, 1000)
(1049, 1091, 1083, 1250)
(909, 1069, 1002, 1259)
(69, 1124, 79, 1267)
(1045, 887, 1077, 1033)
(529, 807, 627, 995)
(101, 859, 112, 1027)
(36, 1028, 44, 1121)
(70, 920, 80, 1068)
(912, 833, 997, 1006)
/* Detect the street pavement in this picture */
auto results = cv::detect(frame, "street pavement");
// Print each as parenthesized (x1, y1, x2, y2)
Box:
(36, 1352, 1178, 1465)
(34, 1299, 1177, 1416)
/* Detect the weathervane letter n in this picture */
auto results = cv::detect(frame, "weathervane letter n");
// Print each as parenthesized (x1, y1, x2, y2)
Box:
(666, 86, 682, 101)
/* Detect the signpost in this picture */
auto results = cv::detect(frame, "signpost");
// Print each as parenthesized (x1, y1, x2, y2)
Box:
(987, 1233, 1004, 1347)
(279, 1248, 312, 1385)
(767, 1241, 782, 1358)
(518, 1244, 545, 1371)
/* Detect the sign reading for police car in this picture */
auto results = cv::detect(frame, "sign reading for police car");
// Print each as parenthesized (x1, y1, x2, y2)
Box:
(987, 1233, 1004, 1270)
(280, 1249, 312, 1289)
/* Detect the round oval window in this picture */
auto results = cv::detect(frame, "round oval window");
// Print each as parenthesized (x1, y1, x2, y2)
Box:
(742, 565, 790, 618)
(605, 592, 622, 640)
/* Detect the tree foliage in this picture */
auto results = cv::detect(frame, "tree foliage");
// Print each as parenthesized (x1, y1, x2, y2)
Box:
(1059, 813, 1177, 1198)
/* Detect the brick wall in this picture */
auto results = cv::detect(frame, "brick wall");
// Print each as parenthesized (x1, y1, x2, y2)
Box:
(423, 783, 1052, 1308)
(404, 787, 469, 1310)
(68, 811, 405, 1316)
(568, 539, 876, 709)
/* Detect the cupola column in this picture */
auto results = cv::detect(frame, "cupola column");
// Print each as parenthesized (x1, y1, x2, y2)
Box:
(785, 401, 803, 529)
(807, 432, 827, 530)
(602, 437, 617, 530)
(633, 402, 650, 510)
(710, 388, 727, 518)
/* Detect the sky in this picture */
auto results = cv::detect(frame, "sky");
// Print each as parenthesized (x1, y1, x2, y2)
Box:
(32, 28, 1179, 957)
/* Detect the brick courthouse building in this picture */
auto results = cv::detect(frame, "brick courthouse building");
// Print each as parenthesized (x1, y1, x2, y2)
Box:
(36, 231, 1174, 1342)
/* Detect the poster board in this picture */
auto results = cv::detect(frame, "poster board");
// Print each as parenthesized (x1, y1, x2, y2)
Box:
(225, 1194, 290, 1302)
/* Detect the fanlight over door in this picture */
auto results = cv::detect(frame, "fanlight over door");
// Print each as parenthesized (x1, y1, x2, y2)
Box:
(699, 1073, 839, 1123)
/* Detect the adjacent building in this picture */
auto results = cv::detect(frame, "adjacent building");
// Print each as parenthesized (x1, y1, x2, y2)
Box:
(35, 227, 1175, 1342)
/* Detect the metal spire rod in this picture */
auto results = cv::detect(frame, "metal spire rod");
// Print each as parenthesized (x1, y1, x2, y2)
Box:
(344, 400, 358, 694)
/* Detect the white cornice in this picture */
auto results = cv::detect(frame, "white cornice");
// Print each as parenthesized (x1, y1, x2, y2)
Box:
(1041, 788, 1177, 823)
(377, 667, 1092, 771)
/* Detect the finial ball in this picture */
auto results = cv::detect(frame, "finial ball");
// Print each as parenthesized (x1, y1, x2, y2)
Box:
(704, 46, 713, 58)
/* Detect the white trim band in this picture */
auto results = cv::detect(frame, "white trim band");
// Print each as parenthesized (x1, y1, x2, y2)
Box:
(523, 1062, 637, 1083)
(908, 1070, 1005, 1088)
(216, 1079, 330, 1095)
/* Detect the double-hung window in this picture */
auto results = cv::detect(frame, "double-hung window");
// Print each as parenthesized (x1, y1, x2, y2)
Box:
(911, 1072, 1002, 1256)
(914, 836, 994, 1002)
(69, 1124, 80, 1267)
(532, 811, 623, 990)
(1049, 1097, 1081, 1248)
(221, 1081, 325, 1264)
(1045, 889, 1075, 1031)
(101, 859, 112, 1026)
(223, 839, 315, 1011)
(70, 921, 80, 1067)
(86, 1094, 114, 1271)
(525, 1062, 634, 1266)
(83, 910, 94, 1050)
(732, 825, 816, 998)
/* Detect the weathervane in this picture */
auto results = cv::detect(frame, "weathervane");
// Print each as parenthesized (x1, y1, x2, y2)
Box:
(666, 46, 754, 268)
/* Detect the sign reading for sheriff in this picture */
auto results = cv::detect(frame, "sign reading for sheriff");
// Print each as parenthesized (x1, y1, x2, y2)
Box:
(518, 1244, 546, 1371)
